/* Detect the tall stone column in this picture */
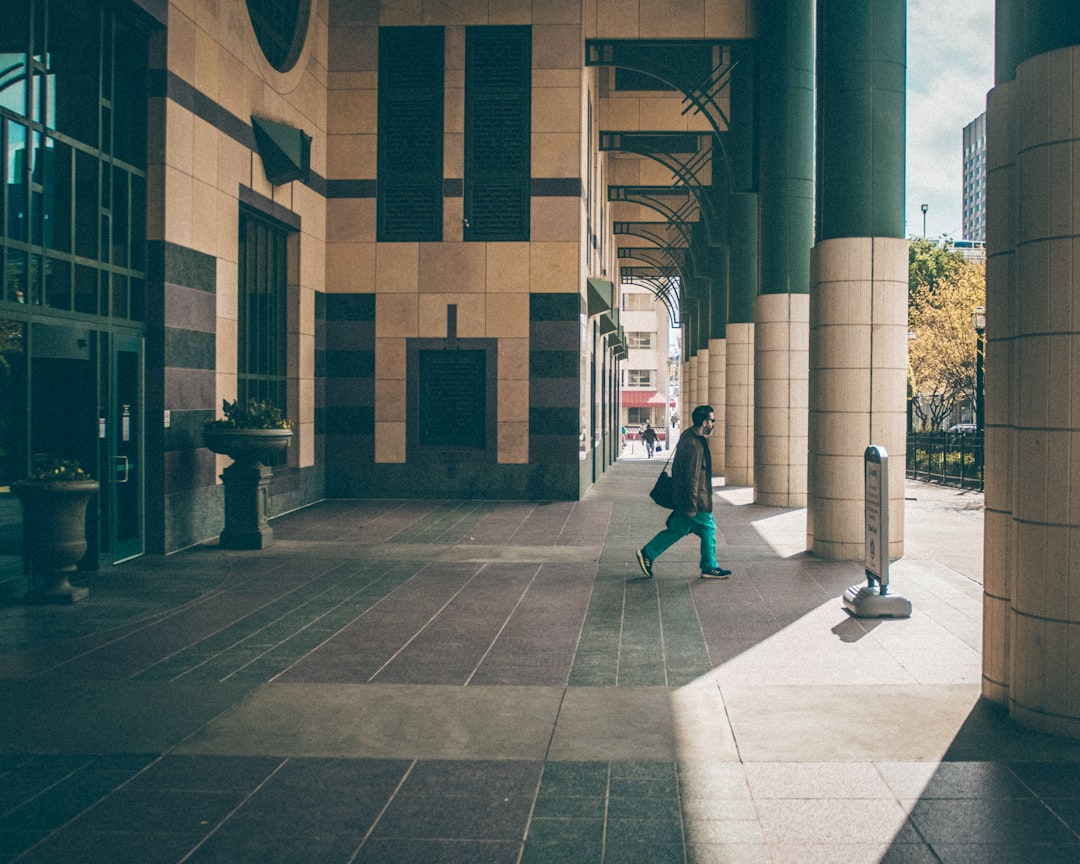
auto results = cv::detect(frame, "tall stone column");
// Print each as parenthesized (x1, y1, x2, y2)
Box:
(696, 348, 710, 407)
(807, 0, 907, 559)
(755, 0, 814, 507)
(982, 76, 1016, 708)
(985, 0, 1080, 737)
(726, 192, 758, 487)
(708, 338, 726, 474)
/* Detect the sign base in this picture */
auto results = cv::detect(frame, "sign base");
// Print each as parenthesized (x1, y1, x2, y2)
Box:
(843, 583, 912, 619)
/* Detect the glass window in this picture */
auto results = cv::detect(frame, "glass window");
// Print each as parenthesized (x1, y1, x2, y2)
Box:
(47, 0, 100, 144)
(245, 0, 308, 73)
(238, 209, 289, 412)
(44, 256, 70, 309)
(627, 369, 653, 387)
(627, 331, 652, 349)
(6, 121, 28, 242)
(0, 3, 29, 116)
(623, 293, 654, 311)
(1, 0, 147, 325)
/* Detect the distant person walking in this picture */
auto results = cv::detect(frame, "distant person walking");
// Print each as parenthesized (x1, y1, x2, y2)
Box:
(641, 422, 658, 458)
(636, 405, 731, 580)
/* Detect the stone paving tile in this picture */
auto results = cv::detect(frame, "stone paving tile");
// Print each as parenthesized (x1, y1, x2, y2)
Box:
(6, 465, 1080, 863)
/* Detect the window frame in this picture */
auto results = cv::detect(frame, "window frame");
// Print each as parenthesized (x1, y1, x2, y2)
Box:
(237, 206, 291, 415)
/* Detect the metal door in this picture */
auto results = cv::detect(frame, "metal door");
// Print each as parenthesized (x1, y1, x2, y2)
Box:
(109, 333, 143, 563)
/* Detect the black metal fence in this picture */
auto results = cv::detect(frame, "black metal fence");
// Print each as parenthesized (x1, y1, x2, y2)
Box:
(906, 432, 984, 490)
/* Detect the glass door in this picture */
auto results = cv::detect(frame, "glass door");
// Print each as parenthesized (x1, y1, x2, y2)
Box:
(109, 333, 143, 563)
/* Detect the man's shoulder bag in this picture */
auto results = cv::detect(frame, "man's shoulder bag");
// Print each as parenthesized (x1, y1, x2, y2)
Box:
(649, 454, 676, 509)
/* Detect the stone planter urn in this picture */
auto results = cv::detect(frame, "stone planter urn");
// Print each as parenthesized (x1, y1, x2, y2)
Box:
(204, 426, 293, 550)
(13, 478, 99, 603)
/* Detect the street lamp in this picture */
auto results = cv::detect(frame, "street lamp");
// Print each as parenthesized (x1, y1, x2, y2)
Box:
(972, 305, 985, 431)
(921, 203, 928, 238)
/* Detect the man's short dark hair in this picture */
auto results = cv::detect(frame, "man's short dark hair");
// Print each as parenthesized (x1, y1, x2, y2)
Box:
(691, 405, 714, 427)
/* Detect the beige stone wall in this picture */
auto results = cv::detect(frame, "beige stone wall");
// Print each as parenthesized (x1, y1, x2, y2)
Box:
(588, 0, 757, 39)
(162, 0, 329, 473)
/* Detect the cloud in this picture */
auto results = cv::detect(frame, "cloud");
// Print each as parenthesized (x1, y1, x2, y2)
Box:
(905, 0, 994, 239)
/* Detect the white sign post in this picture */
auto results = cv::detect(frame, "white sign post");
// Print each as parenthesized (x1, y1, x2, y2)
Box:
(843, 446, 912, 618)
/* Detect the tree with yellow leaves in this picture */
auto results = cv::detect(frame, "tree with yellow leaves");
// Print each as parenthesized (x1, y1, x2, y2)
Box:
(908, 258, 985, 432)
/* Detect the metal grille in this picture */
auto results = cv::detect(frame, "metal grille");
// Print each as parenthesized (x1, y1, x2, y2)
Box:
(418, 350, 486, 449)
(377, 27, 444, 242)
(464, 27, 530, 242)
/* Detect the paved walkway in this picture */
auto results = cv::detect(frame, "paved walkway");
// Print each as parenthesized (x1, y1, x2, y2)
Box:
(2, 459, 1080, 863)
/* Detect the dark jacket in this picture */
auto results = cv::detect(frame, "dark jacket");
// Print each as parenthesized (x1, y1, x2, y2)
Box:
(671, 427, 712, 516)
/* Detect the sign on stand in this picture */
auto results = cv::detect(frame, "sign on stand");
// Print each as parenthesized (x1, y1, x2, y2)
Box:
(843, 445, 912, 618)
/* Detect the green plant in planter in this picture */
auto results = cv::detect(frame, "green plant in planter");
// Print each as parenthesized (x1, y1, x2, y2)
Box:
(206, 398, 291, 430)
(27, 457, 93, 482)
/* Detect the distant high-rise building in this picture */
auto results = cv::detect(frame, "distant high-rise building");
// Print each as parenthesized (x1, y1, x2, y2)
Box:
(962, 112, 987, 242)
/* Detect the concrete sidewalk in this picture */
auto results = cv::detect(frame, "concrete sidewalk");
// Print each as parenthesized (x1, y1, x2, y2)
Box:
(1, 460, 1079, 864)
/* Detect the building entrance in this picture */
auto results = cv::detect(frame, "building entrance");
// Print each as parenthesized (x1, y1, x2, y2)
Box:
(0, 321, 144, 602)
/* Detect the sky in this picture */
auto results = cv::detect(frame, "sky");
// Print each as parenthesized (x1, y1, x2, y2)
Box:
(906, 0, 995, 241)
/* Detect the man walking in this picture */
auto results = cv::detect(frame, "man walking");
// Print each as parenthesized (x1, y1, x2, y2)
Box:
(636, 405, 732, 580)
(641, 421, 658, 458)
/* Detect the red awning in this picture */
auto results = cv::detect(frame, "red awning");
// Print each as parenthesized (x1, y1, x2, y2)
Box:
(621, 390, 668, 407)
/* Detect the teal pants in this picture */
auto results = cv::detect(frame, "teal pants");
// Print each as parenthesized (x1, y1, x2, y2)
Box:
(643, 511, 717, 571)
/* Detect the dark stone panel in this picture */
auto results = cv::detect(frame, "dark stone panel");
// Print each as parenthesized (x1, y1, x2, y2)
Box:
(530, 377, 579, 407)
(324, 377, 375, 407)
(528, 406, 578, 436)
(530, 292, 581, 321)
(315, 289, 326, 321)
(164, 283, 216, 332)
(165, 409, 215, 452)
(325, 293, 376, 321)
(530, 350, 579, 379)
(164, 483, 223, 552)
(164, 328, 216, 370)
(146, 240, 216, 292)
(326, 179, 377, 198)
(529, 435, 582, 466)
(324, 349, 375, 378)
(268, 465, 326, 518)
(443, 178, 463, 196)
(531, 177, 581, 197)
(164, 446, 217, 496)
(164, 464, 324, 553)
(164, 367, 215, 412)
(322, 406, 375, 436)
(529, 320, 581, 351)
(324, 320, 375, 349)
(322, 443, 579, 500)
